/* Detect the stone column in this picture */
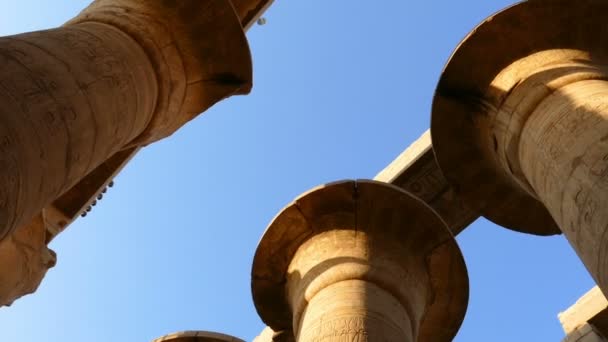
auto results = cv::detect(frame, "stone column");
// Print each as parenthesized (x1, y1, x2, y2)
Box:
(431, 0, 608, 295)
(153, 331, 244, 342)
(251, 180, 468, 342)
(0, 0, 252, 241)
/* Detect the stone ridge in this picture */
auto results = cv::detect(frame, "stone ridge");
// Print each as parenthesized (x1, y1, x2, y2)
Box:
(152, 330, 245, 342)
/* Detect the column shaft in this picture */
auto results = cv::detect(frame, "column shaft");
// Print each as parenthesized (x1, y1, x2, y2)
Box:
(518, 78, 608, 291)
(286, 229, 422, 342)
(297, 280, 413, 342)
(0, 22, 156, 239)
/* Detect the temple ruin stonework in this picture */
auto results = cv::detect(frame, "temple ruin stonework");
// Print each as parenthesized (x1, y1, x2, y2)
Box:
(251, 181, 468, 341)
(0, 0, 607, 341)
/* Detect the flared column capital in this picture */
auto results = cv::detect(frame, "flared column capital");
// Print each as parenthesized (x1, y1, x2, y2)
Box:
(431, 0, 608, 236)
(251, 180, 468, 341)
(67, 0, 253, 144)
(153, 331, 244, 342)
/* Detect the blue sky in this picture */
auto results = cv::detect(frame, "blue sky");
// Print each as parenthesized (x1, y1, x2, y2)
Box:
(0, 1, 596, 341)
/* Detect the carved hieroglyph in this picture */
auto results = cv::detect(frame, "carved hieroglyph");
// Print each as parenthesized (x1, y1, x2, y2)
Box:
(0, 0, 255, 307)
(0, 0, 252, 242)
(252, 180, 468, 342)
(432, 0, 608, 295)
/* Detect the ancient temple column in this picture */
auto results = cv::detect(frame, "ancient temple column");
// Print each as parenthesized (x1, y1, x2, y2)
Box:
(153, 331, 244, 342)
(431, 0, 608, 294)
(251, 180, 468, 342)
(0, 0, 252, 241)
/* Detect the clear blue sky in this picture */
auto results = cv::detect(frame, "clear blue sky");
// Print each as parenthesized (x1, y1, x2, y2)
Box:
(0, 1, 596, 341)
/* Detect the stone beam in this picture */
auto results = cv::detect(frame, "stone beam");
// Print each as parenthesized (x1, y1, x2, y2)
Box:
(36, 0, 276, 237)
(375, 130, 478, 236)
(36, 0, 276, 244)
(0, 213, 56, 307)
(560, 287, 608, 340)
(562, 324, 607, 342)
(41, 0, 278, 238)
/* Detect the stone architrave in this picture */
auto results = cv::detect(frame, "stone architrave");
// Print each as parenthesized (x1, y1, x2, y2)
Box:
(375, 130, 479, 235)
(0, 0, 253, 244)
(431, 0, 608, 295)
(560, 287, 608, 340)
(251, 180, 469, 342)
(562, 324, 607, 342)
(153, 331, 245, 342)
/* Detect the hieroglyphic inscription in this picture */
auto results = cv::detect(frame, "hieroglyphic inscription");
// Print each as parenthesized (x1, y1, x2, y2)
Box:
(300, 315, 408, 342)
(0, 21, 156, 239)
(303, 317, 369, 342)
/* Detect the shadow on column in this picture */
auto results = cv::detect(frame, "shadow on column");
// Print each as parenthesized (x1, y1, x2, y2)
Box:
(431, 0, 608, 302)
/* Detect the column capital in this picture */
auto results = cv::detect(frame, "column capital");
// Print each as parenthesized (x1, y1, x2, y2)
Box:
(67, 0, 253, 144)
(153, 331, 244, 342)
(431, 0, 608, 236)
(251, 180, 468, 341)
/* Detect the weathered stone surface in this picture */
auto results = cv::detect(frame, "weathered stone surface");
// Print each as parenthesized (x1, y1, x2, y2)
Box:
(431, 0, 608, 294)
(0, 0, 261, 307)
(592, 309, 608, 340)
(252, 180, 468, 342)
(563, 324, 607, 342)
(67, 0, 253, 145)
(560, 287, 608, 339)
(0, 213, 56, 307)
(153, 331, 244, 342)
(375, 131, 478, 236)
(0, 0, 252, 244)
(253, 327, 294, 342)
